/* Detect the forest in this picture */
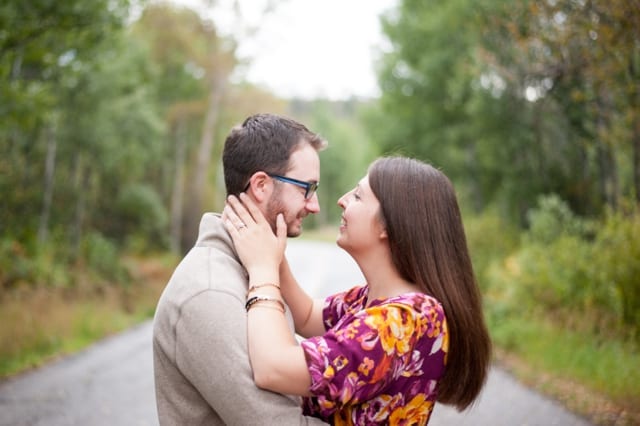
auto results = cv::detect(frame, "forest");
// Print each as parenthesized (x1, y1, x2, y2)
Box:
(1, 1, 639, 424)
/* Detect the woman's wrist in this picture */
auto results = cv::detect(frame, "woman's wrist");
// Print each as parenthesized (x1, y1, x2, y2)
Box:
(245, 294, 285, 313)
(247, 282, 281, 295)
(248, 263, 278, 278)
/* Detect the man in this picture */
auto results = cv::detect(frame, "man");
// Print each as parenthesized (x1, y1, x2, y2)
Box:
(153, 113, 328, 425)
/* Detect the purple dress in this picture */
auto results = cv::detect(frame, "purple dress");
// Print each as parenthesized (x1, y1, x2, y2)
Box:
(300, 285, 448, 425)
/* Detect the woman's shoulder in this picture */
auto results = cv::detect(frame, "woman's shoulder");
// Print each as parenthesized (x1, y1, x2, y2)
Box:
(374, 292, 443, 314)
(329, 284, 368, 305)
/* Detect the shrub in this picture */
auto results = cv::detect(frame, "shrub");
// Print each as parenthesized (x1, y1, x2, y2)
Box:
(591, 208, 640, 338)
(114, 183, 169, 252)
(524, 193, 592, 244)
(463, 208, 519, 292)
(490, 196, 639, 341)
(0, 237, 74, 291)
(82, 232, 130, 286)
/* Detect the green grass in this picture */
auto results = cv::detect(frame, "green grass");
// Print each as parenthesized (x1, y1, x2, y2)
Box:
(490, 315, 640, 424)
(0, 294, 150, 377)
(0, 255, 175, 378)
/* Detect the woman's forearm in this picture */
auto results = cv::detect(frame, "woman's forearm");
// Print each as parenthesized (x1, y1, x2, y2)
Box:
(246, 273, 312, 396)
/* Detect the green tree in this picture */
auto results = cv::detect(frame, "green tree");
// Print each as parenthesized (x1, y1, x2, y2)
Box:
(489, 0, 640, 213)
(132, 4, 241, 252)
(376, 0, 640, 223)
(375, 0, 541, 220)
(0, 0, 171, 264)
(0, 0, 132, 241)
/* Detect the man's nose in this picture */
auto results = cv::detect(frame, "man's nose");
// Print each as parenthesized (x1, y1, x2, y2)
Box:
(305, 192, 321, 214)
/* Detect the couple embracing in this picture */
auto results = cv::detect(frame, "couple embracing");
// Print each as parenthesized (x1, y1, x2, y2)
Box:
(153, 113, 491, 425)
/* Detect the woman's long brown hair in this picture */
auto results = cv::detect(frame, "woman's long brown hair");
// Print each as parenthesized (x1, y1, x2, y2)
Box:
(368, 156, 491, 411)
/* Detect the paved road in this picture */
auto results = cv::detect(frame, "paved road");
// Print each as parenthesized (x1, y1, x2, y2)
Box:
(0, 240, 593, 425)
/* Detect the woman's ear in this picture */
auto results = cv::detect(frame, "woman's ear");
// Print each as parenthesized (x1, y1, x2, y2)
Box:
(245, 171, 271, 202)
(376, 211, 388, 240)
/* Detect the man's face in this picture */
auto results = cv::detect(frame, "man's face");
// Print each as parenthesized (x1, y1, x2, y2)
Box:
(264, 144, 321, 237)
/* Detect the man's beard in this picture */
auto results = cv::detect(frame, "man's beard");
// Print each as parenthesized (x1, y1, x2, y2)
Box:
(265, 195, 301, 238)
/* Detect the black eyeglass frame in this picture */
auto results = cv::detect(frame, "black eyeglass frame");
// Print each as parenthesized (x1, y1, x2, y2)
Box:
(268, 173, 319, 199)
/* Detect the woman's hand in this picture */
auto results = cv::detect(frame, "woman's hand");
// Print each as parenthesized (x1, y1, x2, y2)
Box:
(223, 193, 287, 277)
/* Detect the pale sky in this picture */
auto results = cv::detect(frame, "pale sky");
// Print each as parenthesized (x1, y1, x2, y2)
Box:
(171, 0, 397, 100)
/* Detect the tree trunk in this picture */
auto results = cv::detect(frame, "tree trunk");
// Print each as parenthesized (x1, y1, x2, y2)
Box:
(595, 94, 619, 211)
(595, 135, 618, 211)
(38, 124, 57, 244)
(182, 73, 226, 251)
(71, 153, 87, 260)
(170, 118, 187, 253)
(631, 49, 640, 204)
(634, 109, 640, 205)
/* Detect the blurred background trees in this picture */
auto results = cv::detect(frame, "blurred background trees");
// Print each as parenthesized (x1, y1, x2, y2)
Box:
(1, 0, 639, 415)
(0, 0, 374, 285)
(372, 0, 639, 343)
(374, 0, 639, 221)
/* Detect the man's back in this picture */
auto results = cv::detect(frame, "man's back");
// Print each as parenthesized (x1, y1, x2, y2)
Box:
(153, 213, 324, 425)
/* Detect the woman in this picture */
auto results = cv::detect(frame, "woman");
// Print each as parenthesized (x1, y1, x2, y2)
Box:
(224, 156, 491, 425)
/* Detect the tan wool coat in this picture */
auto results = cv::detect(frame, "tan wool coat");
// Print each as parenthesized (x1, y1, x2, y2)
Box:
(153, 213, 325, 425)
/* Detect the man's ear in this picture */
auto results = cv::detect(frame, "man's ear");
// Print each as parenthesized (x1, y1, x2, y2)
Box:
(245, 172, 271, 203)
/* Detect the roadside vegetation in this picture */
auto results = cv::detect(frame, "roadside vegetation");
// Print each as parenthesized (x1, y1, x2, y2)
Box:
(0, 252, 177, 377)
(464, 202, 640, 425)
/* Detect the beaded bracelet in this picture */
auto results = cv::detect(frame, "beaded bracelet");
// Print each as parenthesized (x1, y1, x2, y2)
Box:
(246, 282, 281, 297)
(249, 303, 285, 313)
(245, 294, 285, 313)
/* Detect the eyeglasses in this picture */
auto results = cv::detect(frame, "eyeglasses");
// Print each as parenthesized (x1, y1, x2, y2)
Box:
(268, 174, 319, 200)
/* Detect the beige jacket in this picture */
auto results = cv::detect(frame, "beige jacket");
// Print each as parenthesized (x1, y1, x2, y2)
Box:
(153, 213, 324, 425)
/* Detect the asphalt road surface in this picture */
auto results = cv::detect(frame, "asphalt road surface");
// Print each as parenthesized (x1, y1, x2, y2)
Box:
(0, 240, 594, 426)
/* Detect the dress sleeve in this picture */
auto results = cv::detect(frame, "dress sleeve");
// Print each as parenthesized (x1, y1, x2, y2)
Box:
(300, 299, 446, 417)
(321, 286, 367, 329)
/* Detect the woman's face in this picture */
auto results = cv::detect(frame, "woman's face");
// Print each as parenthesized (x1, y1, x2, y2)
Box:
(336, 174, 386, 254)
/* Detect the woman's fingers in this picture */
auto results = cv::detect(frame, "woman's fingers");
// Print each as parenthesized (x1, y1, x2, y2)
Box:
(222, 207, 242, 239)
(227, 193, 272, 230)
(275, 213, 287, 253)
(223, 204, 245, 229)
(238, 192, 268, 226)
(226, 194, 258, 227)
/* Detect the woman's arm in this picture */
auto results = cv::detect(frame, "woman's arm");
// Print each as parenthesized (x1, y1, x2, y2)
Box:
(223, 194, 313, 395)
(245, 277, 313, 396)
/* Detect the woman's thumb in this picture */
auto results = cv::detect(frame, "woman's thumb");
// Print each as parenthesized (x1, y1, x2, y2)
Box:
(276, 213, 287, 240)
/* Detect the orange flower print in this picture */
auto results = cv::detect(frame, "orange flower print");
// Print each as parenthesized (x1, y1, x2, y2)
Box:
(361, 393, 401, 423)
(302, 289, 447, 425)
(388, 393, 433, 425)
(345, 319, 361, 339)
(365, 306, 415, 356)
(333, 355, 349, 372)
(358, 357, 375, 376)
(323, 364, 335, 380)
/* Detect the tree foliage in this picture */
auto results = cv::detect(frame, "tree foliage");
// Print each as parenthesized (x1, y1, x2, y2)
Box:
(0, 0, 296, 290)
(376, 0, 640, 221)
(0, 1, 228, 285)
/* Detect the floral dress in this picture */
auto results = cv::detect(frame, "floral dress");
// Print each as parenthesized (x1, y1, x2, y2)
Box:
(300, 285, 448, 425)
